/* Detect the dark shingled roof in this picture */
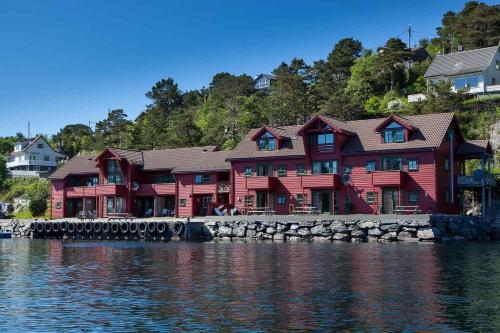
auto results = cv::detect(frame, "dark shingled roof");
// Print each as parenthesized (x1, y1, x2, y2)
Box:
(49, 155, 99, 180)
(424, 46, 498, 78)
(49, 146, 231, 180)
(457, 140, 492, 156)
(227, 125, 305, 161)
(229, 113, 458, 160)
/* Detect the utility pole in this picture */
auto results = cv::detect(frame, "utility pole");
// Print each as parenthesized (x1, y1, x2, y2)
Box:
(408, 24, 412, 49)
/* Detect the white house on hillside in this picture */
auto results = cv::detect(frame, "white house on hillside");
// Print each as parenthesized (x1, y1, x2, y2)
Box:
(424, 45, 500, 95)
(254, 73, 275, 90)
(5, 136, 64, 178)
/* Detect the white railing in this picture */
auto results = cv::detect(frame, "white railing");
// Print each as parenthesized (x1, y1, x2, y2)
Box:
(486, 84, 500, 93)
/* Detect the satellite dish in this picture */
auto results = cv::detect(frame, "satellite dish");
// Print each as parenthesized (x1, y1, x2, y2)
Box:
(131, 181, 139, 191)
(473, 169, 484, 182)
(342, 174, 351, 185)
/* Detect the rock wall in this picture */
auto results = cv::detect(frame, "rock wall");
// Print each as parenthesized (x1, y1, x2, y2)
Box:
(204, 215, 494, 242)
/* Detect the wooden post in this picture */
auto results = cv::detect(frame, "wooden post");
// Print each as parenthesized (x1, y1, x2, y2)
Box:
(481, 158, 486, 218)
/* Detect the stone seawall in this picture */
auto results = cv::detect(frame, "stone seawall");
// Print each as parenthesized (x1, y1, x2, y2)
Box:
(204, 215, 494, 242)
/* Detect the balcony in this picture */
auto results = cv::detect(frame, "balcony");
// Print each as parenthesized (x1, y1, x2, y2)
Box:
(458, 175, 496, 188)
(96, 184, 126, 196)
(301, 174, 340, 188)
(66, 186, 97, 198)
(372, 171, 405, 187)
(217, 181, 230, 193)
(135, 183, 176, 196)
(245, 176, 276, 190)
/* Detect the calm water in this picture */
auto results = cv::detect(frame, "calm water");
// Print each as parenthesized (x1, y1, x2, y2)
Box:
(0, 240, 499, 332)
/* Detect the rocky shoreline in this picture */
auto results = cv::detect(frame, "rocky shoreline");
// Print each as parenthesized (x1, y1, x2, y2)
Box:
(204, 215, 495, 242)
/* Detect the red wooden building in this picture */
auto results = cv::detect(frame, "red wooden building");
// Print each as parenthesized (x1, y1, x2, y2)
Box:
(50, 146, 230, 218)
(227, 112, 494, 215)
(50, 112, 494, 218)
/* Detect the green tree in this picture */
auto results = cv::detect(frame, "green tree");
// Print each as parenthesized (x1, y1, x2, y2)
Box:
(26, 180, 50, 217)
(373, 38, 411, 91)
(145, 78, 183, 117)
(94, 109, 132, 149)
(52, 124, 95, 157)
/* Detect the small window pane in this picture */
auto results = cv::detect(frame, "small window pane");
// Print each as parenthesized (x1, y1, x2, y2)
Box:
(296, 164, 306, 175)
(408, 159, 418, 171)
(244, 167, 253, 176)
(277, 194, 286, 205)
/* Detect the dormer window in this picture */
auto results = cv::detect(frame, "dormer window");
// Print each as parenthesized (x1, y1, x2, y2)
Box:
(383, 122, 405, 143)
(258, 132, 277, 151)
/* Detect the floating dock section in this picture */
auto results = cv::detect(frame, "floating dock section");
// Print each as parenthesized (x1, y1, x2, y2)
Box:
(29, 220, 205, 241)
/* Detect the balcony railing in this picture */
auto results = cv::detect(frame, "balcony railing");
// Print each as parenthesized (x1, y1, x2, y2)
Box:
(372, 170, 405, 187)
(458, 175, 496, 188)
(135, 183, 176, 196)
(217, 181, 230, 193)
(245, 176, 276, 190)
(66, 186, 97, 198)
(301, 174, 340, 188)
(96, 184, 126, 196)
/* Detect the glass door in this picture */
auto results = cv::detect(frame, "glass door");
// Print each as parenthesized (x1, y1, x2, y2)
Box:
(382, 188, 399, 214)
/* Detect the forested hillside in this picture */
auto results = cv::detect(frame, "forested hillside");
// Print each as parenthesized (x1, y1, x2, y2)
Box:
(1, 1, 499, 161)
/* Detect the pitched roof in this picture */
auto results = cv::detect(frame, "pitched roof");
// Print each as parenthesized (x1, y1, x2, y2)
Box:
(227, 125, 305, 161)
(374, 114, 415, 132)
(141, 146, 229, 172)
(342, 113, 456, 154)
(424, 46, 498, 78)
(49, 155, 99, 180)
(10, 136, 64, 157)
(254, 73, 275, 81)
(250, 126, 289, 141)
(229, 112, 458, 159)
(298, 115, 355, 136)
(96, 148, 144, 165)
(457, 140, 492, 156)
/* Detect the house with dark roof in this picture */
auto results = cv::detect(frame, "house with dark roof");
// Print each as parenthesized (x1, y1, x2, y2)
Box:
(49, 112, 495, 218)
(6, 136, 64, 178)
(228, 113, 495, 216)
(49, 146, 230, 218)
(424, 45, 500, 95)
(254, 73, 275, 90)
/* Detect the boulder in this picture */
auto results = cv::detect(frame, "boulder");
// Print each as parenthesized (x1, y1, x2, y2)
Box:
(348, 224, 360, 232)
(262, 233, 274, 240)
(380, 224, 400, 232)
(288, 236, 301, 242)
(313, 235, 332, 241)
(206, 226, 217, 237)
(274, 233, 285, 241)
(397, 231, 418, 242)
(276, 223, 288, 233)
(233, 226, 246, 238)
(358, 221, 379, 229)
(246, 229, 256, 239)
(265, 227, 277, 235)
(368, 228, 383, 237)
(218, 226, 233, 238)
(310, 225, 326, 236)
(417, 228, 442, 241)
(247, 223, 258, 230)
(380, 232, 398, 242)
(238, 220, 249, 227)
(263, 221, 277, 228)
(290, 224, 300, 231)
(297, 228, 311, 236)
(398, 219, 431, 228)
(351, 230, 366, 238)
(332, 233, 350, 241)
(330, 222, 348, 233)
(367, 236, 379, 243)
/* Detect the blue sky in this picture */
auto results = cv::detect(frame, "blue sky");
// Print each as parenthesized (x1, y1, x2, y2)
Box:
(0, 0, 492, 136)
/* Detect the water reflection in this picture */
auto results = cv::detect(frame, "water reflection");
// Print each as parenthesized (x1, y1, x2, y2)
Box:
(0, 239, 499, 332)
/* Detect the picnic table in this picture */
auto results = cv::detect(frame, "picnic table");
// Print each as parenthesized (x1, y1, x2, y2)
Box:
(107, 213, 135, 221)
(293, 206, 320, 215)
(246, 207, 276, 215)
(394, 205, 421, 214)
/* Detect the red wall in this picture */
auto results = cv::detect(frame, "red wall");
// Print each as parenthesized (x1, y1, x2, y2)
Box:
(51, 180, 65, 219)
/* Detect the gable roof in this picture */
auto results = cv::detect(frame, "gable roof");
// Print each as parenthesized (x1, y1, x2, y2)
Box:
(298, 114, 355, 136)
(49, 155, 99, 180)
(228, 125, 305, 161)
(254, 73, 275, 81)
(10, 136, 64, 157)
(374, 115, 415, 132)
(229, 112, 458, 160)
(96, 148, 144, 165)
(250, 126, 288, 141)
(424, 45, 498, 78)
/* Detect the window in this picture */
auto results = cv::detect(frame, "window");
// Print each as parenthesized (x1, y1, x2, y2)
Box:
(312, 160, 338, 174)
(467, 76, 479, 88)
(68, 177, 81, 187)
(195, 174, 210, 184)
(179, 199, 186, 207)
(381, 157, 402, 171)
(277, 194, 286, 205)
(444, 158, 449, 172)
(383, 122, 404, 143)
(297, 194, 307, 205)
(496, 60, 499, 71)
(408, 159, 419, 171)
(116, 197, 123, 213)
(44, 156, 50, 161)
(86, 176, 98, 187)
(343, 165, 352, 174)
(106, 197, 114, 214)
(258, 132, 277, 151)
(454, 77, 466, 89)
(445, 190, 451, 203)
(277, 165, 287, 177)
(244, 166, 253, 176)
(56, 202, 62, 209)
(257, 164, 273, 176)
(367, 192, 378, 205)
(366, 160, 376, 173)
(296, 164, 306, 175)
(408, 191, 419, 203)
(244, 195, 254, 206)
(154, 173, 175, 184)
(29, 155, 36, 160)
(107, 160, 122, 184)
(37, 143, 44, 149)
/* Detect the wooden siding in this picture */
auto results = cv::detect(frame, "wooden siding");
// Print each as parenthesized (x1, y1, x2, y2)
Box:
(66, 186, 97, 198)
(51, 180, 65, 219)
(301, 174, 340, 188)
(372, 171, 405, 187)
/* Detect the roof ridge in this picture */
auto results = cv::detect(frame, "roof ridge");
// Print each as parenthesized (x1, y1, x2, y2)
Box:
(435, 45, 497, 57)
